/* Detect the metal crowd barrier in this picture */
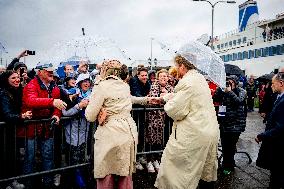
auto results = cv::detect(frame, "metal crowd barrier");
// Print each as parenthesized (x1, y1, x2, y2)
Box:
(0, 107, 172, 188)
(0, 106, 252, 188)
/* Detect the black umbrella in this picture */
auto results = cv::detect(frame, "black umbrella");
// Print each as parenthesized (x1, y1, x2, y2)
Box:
(225, 64, 245, 76)
(257, 72, 275, 82)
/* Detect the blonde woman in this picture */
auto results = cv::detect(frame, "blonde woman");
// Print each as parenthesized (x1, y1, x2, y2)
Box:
(155, 55, 219, 189)
(85, 60, 157, 189)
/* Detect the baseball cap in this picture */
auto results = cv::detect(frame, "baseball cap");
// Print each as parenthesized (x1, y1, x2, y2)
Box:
(35, 63, 55, 72)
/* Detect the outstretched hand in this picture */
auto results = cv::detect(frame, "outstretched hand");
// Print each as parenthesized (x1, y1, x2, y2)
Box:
(148, 97, 163, 105)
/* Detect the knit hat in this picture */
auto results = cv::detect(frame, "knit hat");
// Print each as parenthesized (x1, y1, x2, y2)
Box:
(227, 75, 239, 85)
(13, 62, 27, 71)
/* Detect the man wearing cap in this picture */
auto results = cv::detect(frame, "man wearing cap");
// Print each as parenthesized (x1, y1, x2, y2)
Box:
(19, 62, 67, 188)
(213, 75, 247, 175)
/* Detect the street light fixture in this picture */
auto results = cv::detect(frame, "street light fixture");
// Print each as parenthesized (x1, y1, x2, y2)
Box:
(150, 37, 154, 70)
(192, 0, 236, 49)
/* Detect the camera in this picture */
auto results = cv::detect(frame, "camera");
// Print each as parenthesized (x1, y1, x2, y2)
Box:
(226, 81, 231, 87)
(19, 67, 25, 76)
(26, 50, 35, 55)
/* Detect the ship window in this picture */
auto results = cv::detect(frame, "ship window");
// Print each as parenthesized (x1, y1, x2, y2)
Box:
(238, 52, 243, 60)
(221, 44, 224, 49)
(243, 37, 247, 43)
(224, 55, 227, 62)
(229, 41, 232, 47)
(272, 46, 277, 55)
(263, 47, 269, 57)
(233, 53, 238, 61)
(233, 40, 236, 46)
(281, 45, 284, 54)
(229, 54, 233, 61)
(225, 43, 228, 48)
(269, 47, 273, 56)
(276, 45, 281, 55)
(260, 48, 264, 57)
(217, 45, 220, 50)
(243, 51, 248, 59)
(255, 49, 261, 58)
(249, 50, 254, 59)
(237, 39, 242, 45)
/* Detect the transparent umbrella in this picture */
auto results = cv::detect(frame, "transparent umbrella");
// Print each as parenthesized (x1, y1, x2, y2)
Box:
(177, 41, 226, 89)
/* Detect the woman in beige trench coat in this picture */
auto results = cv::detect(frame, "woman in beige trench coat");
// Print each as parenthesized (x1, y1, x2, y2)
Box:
(85, 60, 155, 189)
(155, 55, 220, 189)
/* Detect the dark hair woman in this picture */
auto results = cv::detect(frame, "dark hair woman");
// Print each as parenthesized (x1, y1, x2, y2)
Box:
(0, 71, 32, 187)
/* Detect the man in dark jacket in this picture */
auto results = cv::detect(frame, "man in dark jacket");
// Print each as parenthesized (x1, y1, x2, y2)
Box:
(256, 72, 284, 188)
(129, 67, 151, 97)
(20, 63, 67, 188)
(129, 67, 151, 154)
(246, 76, 257, 112)
(214, 75, 247, 175)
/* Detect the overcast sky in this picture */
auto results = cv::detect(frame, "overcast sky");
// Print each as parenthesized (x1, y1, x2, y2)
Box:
(0, 0, 283, 68)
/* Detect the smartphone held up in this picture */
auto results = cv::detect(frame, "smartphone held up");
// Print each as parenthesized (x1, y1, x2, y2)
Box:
(26, 50, 35, 55)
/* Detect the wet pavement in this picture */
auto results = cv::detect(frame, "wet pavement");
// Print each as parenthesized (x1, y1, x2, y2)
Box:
(133, 110, 270, 189)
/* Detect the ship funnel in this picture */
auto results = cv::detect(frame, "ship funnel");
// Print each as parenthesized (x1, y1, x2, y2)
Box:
(239, 0, 259, 32)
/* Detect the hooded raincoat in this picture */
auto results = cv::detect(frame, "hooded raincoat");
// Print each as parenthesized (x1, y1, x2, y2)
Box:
(155, 70, 220, 189)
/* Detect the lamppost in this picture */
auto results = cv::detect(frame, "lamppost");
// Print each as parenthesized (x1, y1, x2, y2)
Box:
(150, 37, 154, 70)
(192, 0, 236, 48)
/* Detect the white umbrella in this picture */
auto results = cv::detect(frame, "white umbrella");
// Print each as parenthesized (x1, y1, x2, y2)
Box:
(177, 41, 226, 89)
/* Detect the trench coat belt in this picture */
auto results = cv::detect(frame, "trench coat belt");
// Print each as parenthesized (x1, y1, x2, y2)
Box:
(106, 114, 131, 122)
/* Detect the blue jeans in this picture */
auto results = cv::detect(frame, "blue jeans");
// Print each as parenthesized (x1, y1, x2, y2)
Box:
(23, 138, 54, 186)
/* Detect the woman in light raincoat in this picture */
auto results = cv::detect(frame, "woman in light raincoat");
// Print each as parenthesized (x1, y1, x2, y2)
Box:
(85, 60, 157, 189)
(155, 55, 220, 189)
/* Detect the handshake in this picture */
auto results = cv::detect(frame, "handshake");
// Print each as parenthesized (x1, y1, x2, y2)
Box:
(147, 97, 163, 105)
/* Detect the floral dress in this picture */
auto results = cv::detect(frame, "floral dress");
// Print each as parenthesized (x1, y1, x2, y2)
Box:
(146, 82, 173, 147)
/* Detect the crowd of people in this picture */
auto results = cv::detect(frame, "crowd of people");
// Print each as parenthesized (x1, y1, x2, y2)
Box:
(0, 49, 283, 189)
(262, 25, 284, 41)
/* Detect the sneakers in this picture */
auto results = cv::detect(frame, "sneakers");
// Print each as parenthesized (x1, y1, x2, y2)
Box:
(153, 160, 160, 172)
(147, 162, 155, 173)
(135, 162, 144, 170)
(11, 180, 25, 189)
(54, 174, 61, 187)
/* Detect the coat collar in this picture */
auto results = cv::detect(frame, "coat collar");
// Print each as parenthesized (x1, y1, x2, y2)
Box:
(36, 75, 56, 91)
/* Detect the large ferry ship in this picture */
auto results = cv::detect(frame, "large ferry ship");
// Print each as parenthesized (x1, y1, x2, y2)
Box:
(213, 0, 284, 76)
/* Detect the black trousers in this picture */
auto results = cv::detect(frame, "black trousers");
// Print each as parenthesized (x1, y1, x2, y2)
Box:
(270, 168, 284, 189)
(198, 180, 215, 189)
(220, 131, 241, 170)
(247, 96, 255, 111)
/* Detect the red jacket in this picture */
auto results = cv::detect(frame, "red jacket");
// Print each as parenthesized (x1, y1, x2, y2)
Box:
(18, 76, 62, 138)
